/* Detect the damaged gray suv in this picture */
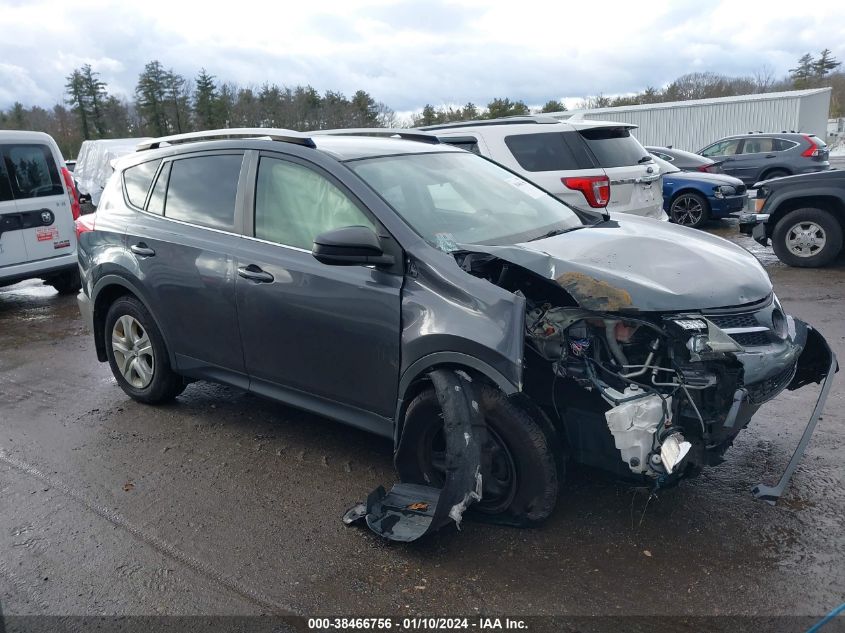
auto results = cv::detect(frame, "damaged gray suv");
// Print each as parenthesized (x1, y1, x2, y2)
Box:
(76, 128, 836, 542)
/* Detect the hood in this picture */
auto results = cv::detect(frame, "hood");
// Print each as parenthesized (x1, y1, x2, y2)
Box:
(463, 215, 772, 312)
(665, 171, 744, 188)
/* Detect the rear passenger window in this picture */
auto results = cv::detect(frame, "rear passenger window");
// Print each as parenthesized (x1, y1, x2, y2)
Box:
(164, 154, 243, 230)
(740, 138, 775, 154)
(3, 145, 63, 199)
(0, 158, 13, 202)
(773, 139, 798, 151)
(123, 159, 161, 208)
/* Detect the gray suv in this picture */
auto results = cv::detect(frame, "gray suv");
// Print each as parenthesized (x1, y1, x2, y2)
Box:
(76, 129, 834, 541)
(698, 132, 829, 185)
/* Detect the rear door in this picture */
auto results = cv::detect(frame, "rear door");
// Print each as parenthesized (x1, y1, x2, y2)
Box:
(2, 143, 75, 262)
(0, 153, 28, 268)
(575, 126, 662, 218)
(125, 151, 249, 385)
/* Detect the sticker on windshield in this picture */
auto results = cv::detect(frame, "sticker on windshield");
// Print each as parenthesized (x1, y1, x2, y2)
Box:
(434, 232, 459, 253)
(503, 176, 544, 199)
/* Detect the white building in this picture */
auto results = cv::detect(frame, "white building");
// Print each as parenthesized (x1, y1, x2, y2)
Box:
(549, 88, 832, 152)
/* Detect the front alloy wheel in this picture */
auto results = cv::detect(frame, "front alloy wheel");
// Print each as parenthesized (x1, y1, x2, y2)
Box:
(111, 315, 154, 389)
(670, 193, 709, 228)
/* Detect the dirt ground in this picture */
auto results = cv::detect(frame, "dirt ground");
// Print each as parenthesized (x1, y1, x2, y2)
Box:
(1, 220, 843, 631)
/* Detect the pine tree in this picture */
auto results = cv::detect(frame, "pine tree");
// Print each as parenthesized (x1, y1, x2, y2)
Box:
(65, 69, 91, 140)
(135, 61, 170, 136)
(80, 64, 107, 136)
(814, 49, 841, 79)
(193, 69, 221, 130)
(790, 53, 815, 87)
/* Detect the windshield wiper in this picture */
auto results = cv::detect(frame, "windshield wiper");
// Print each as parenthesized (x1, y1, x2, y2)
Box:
(637, 156, 653, 164)
(529, 226, 585, 241)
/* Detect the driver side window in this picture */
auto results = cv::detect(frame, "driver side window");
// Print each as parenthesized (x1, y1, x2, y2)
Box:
(701, 139, 741, 157)
(254, 157, 375, 251)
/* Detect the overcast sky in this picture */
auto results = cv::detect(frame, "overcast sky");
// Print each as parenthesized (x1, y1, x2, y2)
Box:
(1, 0, 844, 113)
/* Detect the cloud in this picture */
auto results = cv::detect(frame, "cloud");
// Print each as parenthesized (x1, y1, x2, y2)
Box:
(0, 0, 843, 111)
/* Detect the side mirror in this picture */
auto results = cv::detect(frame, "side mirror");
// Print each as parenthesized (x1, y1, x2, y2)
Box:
(312, 225, 394, 267)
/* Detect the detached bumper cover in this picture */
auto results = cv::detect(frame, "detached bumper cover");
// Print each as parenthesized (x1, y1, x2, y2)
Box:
(752, 323, 837, 504)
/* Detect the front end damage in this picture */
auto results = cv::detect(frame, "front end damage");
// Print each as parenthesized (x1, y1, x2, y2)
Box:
(452, 245, 836, 500)
(345, 227, 836, 541)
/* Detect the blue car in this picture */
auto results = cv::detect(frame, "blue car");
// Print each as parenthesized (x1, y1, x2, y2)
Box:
(651, 154, 747, 228)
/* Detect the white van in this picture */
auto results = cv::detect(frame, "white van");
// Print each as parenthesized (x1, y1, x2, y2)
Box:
(420, 116, 666, 220)
(0, 130, 81, 294)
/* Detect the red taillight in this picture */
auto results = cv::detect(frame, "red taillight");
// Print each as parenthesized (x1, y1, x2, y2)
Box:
(60, 166, 81, 220)
(562, 175, 610, 208)
(75, 213, 96, 241)
(698, 164, 713, 173)
(801, 135, 821, 158)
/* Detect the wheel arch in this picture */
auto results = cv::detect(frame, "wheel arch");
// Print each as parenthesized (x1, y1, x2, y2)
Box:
(768, 195, 845, 237)
(91, 275, 173, 365)
(760, 166, 792, 181)
(669, 187, 712, 208)
(393, 352, 519, 449)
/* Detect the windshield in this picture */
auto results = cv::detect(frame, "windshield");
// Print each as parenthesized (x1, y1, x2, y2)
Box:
(349, 152, 588, 248)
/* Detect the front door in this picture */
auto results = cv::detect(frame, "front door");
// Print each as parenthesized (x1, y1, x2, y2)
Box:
(235, 153, 402, 421)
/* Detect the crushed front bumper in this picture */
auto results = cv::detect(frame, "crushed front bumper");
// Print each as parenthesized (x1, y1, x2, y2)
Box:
(748, 322, 837, 504)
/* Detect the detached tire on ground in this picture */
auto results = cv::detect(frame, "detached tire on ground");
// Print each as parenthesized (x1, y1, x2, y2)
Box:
(772, 207, 843, 268)
(669, 192, 710, 228)
(397, 381, 559, 525)
(48, 270, 81, 295)
(104, 296, 185, 403)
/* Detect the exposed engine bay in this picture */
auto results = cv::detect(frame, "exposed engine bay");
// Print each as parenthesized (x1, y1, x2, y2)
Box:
(455, 249, 835, 492)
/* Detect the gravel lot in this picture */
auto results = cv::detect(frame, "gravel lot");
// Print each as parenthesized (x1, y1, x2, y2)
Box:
(1, 221, 843, 632)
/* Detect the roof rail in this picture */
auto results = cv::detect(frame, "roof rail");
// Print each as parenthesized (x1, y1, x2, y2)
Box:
(418, 115, 561, 131)
(137, 128, 316, 151)
(311, 128, 440, 144)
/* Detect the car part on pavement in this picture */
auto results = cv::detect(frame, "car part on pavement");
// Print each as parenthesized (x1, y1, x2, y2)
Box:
(752, 327, 837, 504)
(343, 369, 486, 542)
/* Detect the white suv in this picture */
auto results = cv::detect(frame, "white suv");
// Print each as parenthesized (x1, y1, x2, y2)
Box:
(0, 130, 81, 294)
(420, 116, 666, 220)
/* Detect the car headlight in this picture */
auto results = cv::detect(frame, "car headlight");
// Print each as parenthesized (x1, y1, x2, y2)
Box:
(714, 185, 736, 199)
(771, 294, 788, 339)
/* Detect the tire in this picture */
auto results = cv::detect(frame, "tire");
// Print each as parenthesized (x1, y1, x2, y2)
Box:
(48, 270, 81, 295)
(397, 382, 559, 525)
(772, 207, 843, 268)
(104, 296, 185, 403)
(762, 169, 789, 181)
(669, 192, 710, 228)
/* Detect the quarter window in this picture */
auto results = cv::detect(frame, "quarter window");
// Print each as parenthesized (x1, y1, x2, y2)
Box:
(3, 144, 63, 198)
(773, 138, 799, 151)
(254, 157, 374, 250)
(123, 159, 161, 208)
(147, 162, 171, 215)
(164, 154, 243, 230)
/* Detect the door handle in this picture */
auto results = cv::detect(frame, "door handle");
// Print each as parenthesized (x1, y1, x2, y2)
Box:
(765, 154, 776, 158)
(130, 243, 156, 257)
(237, 264, 274, 283)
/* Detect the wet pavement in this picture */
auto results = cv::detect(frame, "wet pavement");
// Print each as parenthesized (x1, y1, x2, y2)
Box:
(0, 222, 843, 629)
